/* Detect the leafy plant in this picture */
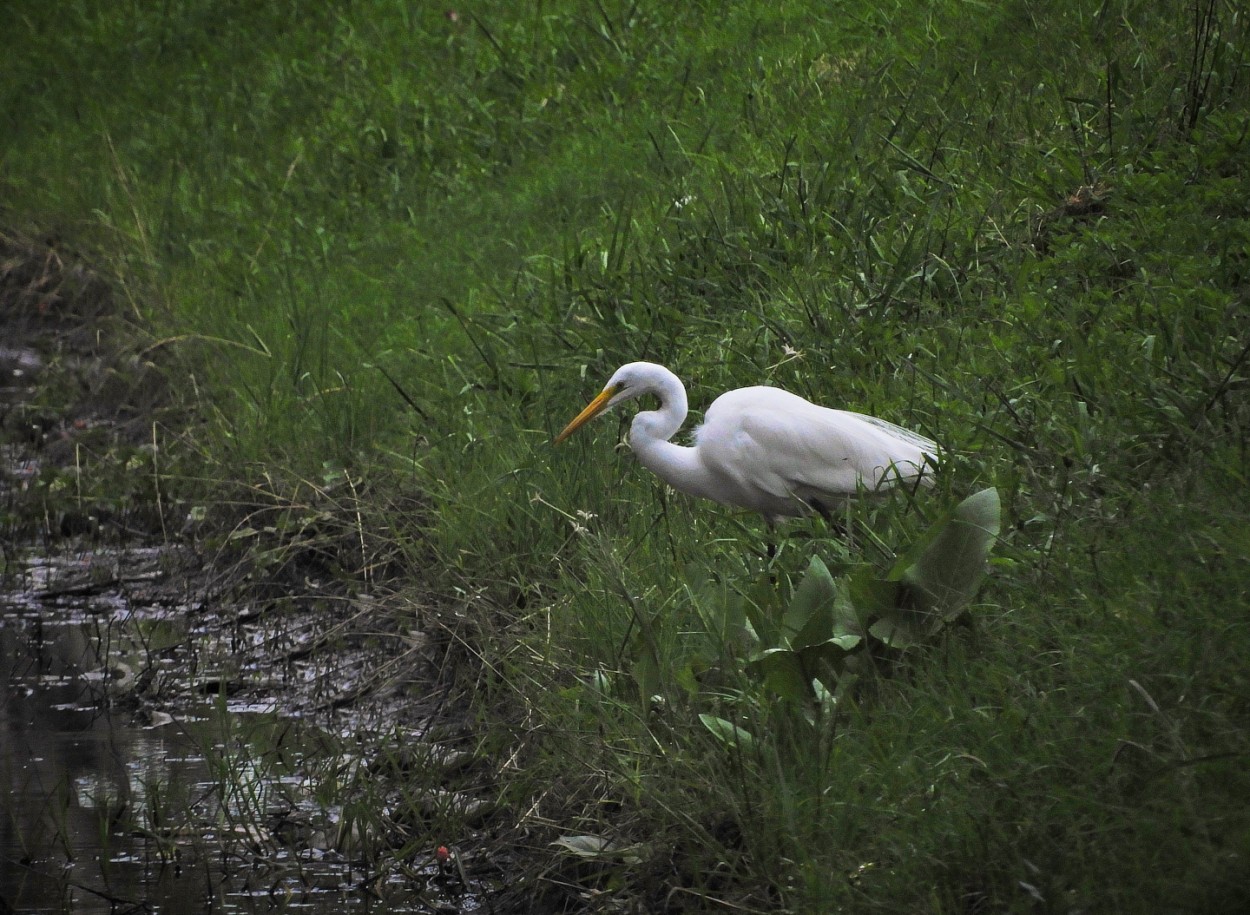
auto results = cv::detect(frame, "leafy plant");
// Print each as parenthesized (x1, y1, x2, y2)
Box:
(693, 488, 1002, 727)
(869, 486, 1003, 648)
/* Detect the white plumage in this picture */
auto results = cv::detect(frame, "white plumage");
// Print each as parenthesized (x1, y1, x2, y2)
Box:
(555, 362, 936, 525)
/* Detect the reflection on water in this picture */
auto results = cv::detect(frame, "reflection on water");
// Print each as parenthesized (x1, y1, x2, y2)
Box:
(0, 548, 445, 914)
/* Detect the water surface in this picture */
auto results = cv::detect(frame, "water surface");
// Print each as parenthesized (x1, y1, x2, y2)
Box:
(1, 546, 461, 914)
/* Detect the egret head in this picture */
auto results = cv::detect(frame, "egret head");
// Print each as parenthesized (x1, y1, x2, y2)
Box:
(553, 363, 657, 444)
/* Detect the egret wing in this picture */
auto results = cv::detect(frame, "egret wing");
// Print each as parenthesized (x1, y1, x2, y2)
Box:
(696, 388, 933, 516)
(846, 412, 937, 453)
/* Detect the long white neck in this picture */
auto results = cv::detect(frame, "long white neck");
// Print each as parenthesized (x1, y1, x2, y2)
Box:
(625, 371, 721, 502)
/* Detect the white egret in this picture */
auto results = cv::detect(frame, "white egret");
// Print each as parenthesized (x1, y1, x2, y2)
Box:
(554, 361, 936, 526)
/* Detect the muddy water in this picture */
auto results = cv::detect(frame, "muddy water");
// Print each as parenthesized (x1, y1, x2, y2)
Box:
(0, 547, 452, 914)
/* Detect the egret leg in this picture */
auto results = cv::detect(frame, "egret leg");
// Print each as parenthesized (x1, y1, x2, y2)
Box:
(809, 498, 834, 525)
(764, 523, 780, 586)
(808, 498, 850, 542)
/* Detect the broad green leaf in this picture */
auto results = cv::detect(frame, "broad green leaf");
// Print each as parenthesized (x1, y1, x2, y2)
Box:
(901, 487, 1001, 619)
(799, 640, 858, 691)
(851, 571, 914, 645)
(827, 632, 863, 651)
(551, 835, 643, 864)
(830, 577, 868, 643)
(847, 570, 902, 618)
(748, 647, 810, 701)
(699, 714, 756, 749)
(868, 602, 928, 648)
(551, 834, 615, 856)
(800, 636, 861, 669)
(784, 556, 839, 649)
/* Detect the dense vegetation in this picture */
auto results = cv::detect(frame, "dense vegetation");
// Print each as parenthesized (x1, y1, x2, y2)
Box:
(4, 0, 1249, 911)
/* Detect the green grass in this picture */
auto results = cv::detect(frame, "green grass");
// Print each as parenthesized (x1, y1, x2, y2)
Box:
(5, 0, 1250, 911)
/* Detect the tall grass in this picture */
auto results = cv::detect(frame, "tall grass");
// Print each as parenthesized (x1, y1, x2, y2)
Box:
(5, 0, 1249, 910)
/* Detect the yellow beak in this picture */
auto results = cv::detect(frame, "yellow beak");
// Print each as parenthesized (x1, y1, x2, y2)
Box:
(554, 387, 617, 444)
